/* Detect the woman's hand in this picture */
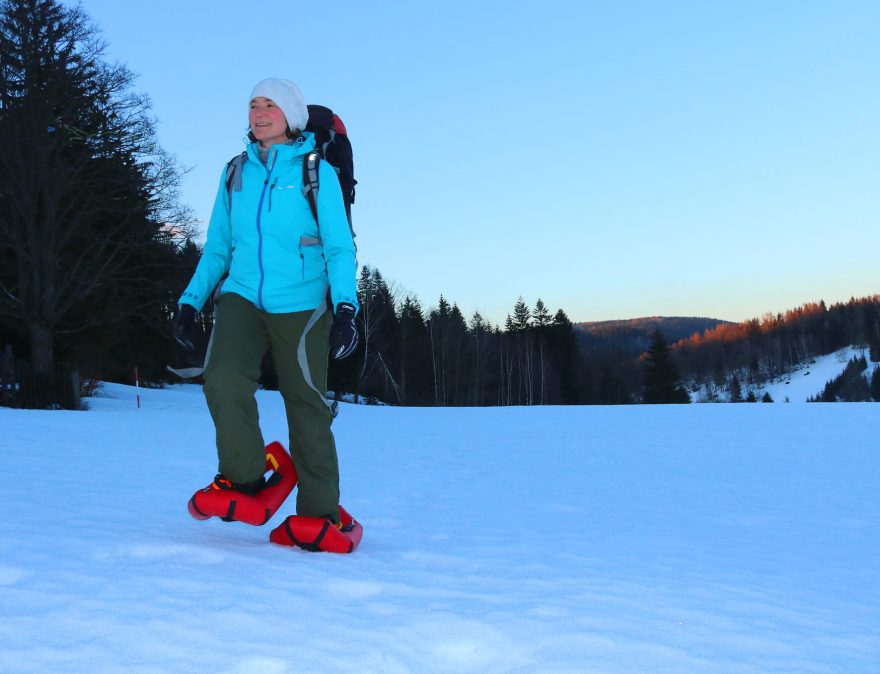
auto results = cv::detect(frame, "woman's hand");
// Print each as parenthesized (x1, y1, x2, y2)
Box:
(329, 303, 359, 359)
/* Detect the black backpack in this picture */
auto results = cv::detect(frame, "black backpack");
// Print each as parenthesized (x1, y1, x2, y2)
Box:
(225, 104, 356, 241)
(303, 104, 356, 230)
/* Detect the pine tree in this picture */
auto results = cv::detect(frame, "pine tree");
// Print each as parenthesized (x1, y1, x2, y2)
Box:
(761, 392, 774, 402)
(508, 297, 534, 403)
(397, 296, 432, 405)
(351, 266, 401, 402)
(729, 376, 743, 403)
(446, 303, 469, 404)
(533, 299, 551, 328)
(427, 296, 452, 405)
(468, 310, 491, 405)
(531, 299, 551, 403)
(511, 297, 531, 332)
(0, 0, 190, 375)
(872, 367, 880, 402)
(642, 330, 690, 404)
(550, 308, 588, 404)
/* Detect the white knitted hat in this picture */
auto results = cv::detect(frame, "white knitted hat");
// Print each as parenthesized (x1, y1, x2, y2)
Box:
(249, 78, 308, 132)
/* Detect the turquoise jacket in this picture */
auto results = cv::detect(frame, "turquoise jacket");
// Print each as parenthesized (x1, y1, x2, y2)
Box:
(180, 132, 358, 314)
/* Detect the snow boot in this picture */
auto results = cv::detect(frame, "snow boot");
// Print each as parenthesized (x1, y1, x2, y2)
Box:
(188, 441, 297, 526)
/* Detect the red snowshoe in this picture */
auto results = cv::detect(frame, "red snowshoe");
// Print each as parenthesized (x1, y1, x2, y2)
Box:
(270, 505, 363, 553)
(187, 442, 297, 526)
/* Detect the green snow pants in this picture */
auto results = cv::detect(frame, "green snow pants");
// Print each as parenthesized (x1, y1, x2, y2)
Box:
(202, 292, 340, 521)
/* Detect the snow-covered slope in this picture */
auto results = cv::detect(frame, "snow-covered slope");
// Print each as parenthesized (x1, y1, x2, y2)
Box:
(1, 386, 878, 673)
(693, 346, 879, 403)
(754, 346, 878, 403)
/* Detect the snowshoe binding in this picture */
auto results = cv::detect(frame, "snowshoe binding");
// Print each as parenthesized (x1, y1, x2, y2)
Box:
(270, 505, 363, 553)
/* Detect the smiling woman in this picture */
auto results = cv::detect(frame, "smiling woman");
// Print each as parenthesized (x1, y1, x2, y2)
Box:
(246, 77, 309, 146)
(171, 76, 361, 546)
(249, 97, 290, 146)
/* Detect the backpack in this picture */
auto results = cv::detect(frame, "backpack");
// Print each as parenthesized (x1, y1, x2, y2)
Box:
(225, 104, 356, 241)
(303, 104, 356, 230)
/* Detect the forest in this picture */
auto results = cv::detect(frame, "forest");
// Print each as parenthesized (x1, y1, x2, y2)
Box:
(672, 296, 880, 401)
(2, 0, 878, 409)
(331, 276, 880, 406)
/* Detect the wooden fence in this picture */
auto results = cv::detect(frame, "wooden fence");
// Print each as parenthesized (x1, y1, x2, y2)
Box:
(0, 352, 81, 410)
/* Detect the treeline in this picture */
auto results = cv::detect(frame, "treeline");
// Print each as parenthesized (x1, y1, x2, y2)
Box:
(324, 267, 600, 406)
(671, 296, 880, 393)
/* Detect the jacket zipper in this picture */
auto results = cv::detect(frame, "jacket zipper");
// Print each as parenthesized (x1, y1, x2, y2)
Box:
(255, 151, 277, 310)
(268, 177, 278, 211)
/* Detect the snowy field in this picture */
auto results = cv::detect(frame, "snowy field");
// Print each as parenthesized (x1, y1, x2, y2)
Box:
(1, 384, 878, 674)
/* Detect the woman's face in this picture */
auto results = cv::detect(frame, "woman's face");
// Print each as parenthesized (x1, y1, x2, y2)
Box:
(249, 97, 289, 146)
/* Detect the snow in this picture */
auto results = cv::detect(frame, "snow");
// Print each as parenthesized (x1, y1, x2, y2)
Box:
(693, 346, 879, 403)
(755, 346, 878, 403)
(1, 384, 878, 673)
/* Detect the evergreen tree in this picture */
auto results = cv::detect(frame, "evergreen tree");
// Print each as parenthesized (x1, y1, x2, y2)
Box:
(351, 266, 400, 402)
(369, 269, 401, 402)
(838, 356, 870, 402)
(532, 299, 552, 403)
(810, 356, 870, 402)
(549, 308, 588, 404)
(427, 296, 452, 405)
(872, 367, 880, 402)
(511, 297, 531, 332)
(398, 295, 432, 405)
(508, 297, 534, 403)
(761, 392, 774, 403)
(642, 330, 690, 403)
(0, 0, 191, 375)
(551, 309, 571, 329)
(729, 376, 743, 402)
(439, 302, 469, 405)
(533, 299, 551, 328)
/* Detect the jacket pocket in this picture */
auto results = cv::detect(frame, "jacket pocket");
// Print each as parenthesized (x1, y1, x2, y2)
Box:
(298, 235, 325, 280)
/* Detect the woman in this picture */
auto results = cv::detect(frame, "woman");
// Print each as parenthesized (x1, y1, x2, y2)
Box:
(173, 78, 358, 525)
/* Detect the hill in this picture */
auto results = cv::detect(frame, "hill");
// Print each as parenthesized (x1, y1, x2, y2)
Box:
(576, 316, 730, 357)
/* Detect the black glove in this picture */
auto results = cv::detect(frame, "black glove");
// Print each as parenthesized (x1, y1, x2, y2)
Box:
(329, 303, 359, 360)
(172, 304, 196, 351)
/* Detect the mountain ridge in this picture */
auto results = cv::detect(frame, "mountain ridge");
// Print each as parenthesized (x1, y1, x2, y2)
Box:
(575, 316, 731, 358)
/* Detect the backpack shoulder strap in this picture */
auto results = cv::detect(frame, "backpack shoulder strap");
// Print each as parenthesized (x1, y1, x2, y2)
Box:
(302, 151, 321, 225)
(224, 151, 247, 209)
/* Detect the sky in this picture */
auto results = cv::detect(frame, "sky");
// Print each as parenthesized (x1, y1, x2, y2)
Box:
(74, 0, 879, 326)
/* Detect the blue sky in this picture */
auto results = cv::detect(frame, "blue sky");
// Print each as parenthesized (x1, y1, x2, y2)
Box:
(78, 0, 878, 326)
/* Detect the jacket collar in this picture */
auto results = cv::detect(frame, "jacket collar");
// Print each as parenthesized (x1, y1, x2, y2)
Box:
(246, 131, 316, 165)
